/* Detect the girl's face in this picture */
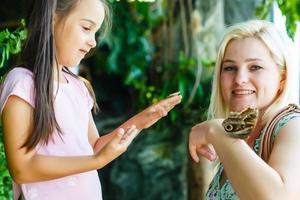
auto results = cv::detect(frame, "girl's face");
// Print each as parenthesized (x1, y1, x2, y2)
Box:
(220, 37, 281, 113)
(54, 0, 105, 67)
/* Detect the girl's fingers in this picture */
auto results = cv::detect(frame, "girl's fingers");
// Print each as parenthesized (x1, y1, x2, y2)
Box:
(161, 95, 182, 108)
(148, 105, 167, 118)
(154, 95, 181, 111)
(167, 91, 180, 98)
(167, 93, 182, 101)
(120, 125, 138, 145)
(122, 128, 139, 146)
(110, 128, 125, 145)
(158, 105, 168, 116)
(147, 94, 181, 117)
(125, 125, 136, 136)
(140, 94, 181, 129)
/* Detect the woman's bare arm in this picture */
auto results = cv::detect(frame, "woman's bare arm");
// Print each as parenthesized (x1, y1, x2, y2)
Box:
(189, 118, 300, 200)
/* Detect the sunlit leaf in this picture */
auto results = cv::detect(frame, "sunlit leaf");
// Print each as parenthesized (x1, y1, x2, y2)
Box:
(125, 66, 143, 85)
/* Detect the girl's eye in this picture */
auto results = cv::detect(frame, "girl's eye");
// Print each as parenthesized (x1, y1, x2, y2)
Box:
(222, 66, 236, 72)
(250, 65, 263, 71)
(82, 27, 91, 31)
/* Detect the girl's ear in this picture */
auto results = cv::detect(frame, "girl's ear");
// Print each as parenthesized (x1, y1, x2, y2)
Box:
(52, 13, 62, 32)
(53, 13, 58, 26)
(53, 13, 63, 28)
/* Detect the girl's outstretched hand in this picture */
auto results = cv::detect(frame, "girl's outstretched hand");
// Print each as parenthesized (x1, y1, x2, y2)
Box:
(189, 119, 223, 162)
(133, 92, 182, 130)
(96, 125, 139, 166)
(93, 92, 181, 167)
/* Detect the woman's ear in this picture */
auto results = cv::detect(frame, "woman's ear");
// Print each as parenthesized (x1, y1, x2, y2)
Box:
(279, 69, 286, 93)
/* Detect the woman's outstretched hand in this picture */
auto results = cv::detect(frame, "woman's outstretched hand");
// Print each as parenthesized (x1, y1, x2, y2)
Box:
(189, 119, 224, 162)
(130, 92, 182, 130)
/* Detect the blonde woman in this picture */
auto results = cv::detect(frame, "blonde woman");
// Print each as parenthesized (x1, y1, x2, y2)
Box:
(189, 20, 300, 199)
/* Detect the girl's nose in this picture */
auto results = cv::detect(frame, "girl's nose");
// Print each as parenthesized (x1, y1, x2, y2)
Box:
(234, 69, 249, 85)
(87, 36, 97, 48)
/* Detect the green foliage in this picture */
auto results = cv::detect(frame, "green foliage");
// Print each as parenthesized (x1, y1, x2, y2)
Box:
(256, 0, 300, 39)
(94, 2, 215, 199)
(0, 128, 12, 200)
(101, 1, 156, 106)
(0, 19, 27, 68)
(0, 20, 26, 200)
(100, 1, 213, 119)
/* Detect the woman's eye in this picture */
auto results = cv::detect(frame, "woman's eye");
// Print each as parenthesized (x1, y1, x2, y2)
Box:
(250, 65, 263, 71)
(223, 66, 236, 71)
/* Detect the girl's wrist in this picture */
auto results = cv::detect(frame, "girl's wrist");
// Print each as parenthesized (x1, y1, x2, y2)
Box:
(94, 149, 111, 169)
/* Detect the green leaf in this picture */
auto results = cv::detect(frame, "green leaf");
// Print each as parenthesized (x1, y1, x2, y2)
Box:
(125, 66, 143, 85)
(0, 32, 6, 44)
(19, 30, 27, 40)
(178, 77, 186, 99)
(5, 45, 9, 61)
(0, 50, 5, 68)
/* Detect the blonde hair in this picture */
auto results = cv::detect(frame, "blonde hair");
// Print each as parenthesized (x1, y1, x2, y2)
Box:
(207, 20, 296, 124)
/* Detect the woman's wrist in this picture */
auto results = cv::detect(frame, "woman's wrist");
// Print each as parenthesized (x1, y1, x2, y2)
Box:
(206, 119, 227, 145)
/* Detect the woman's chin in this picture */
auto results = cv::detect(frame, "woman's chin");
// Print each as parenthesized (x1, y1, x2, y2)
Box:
(230, 103, 257, 112)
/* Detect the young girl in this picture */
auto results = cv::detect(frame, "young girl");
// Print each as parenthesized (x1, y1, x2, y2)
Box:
(0, 0, 181, 199)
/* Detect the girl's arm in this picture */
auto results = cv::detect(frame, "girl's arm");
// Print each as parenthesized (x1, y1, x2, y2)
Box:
(2, 96, 138, 184)
(88, 112, 115, 153)
(118, 94, 181, 130)
(189, 118, 300, 200)
(89, 94, 181, 153)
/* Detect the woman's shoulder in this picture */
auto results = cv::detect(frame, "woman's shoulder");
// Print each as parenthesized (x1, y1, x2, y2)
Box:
(266, 104, 300, 138)
(273, 112, 300, 138)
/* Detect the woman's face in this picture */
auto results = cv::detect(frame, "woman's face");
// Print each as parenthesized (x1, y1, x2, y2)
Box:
(54, 0, 105, 67)
(220, 37, 282, 113)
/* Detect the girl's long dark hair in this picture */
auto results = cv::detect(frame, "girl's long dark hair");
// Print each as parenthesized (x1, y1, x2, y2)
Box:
(22, 0, 60, 150)
(21, 0, 111, 150)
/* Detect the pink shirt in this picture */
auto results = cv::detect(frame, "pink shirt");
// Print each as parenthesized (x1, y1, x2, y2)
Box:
(0, 67, 102, 200)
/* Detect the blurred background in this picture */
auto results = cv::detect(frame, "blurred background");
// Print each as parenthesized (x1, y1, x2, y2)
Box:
(1, 0, 300, 199)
